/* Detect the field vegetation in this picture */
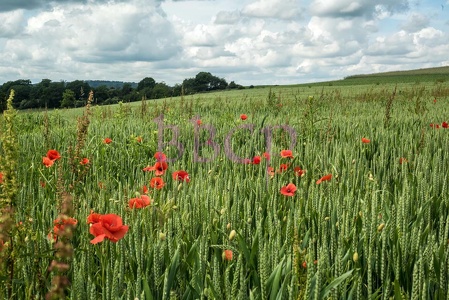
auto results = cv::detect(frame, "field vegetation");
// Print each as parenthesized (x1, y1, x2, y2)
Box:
(1, 67, 449, 299)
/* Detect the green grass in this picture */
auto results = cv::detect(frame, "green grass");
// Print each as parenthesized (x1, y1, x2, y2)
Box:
(1, 72, 449, 299)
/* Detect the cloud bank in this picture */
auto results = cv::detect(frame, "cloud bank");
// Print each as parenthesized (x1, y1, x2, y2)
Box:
(0, 0, 448, 86)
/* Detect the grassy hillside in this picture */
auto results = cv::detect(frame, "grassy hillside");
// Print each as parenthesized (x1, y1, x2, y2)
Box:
(284, 66, 449, 88)
(346, 65, 449, 77)
(1, 67, 449, 299)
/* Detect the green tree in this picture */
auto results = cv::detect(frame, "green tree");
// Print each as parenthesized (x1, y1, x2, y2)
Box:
(182, 72, 229, 94)
(182, 78, 196, 95)
(60, 89, 76, 108)
(228, 81, 243, 89)
(137, 77, 156, 91)
(0, 80, 32, 109)
(66, 80, 91, 100)
(121, 83, 133, 97)
(152, 82, 171, 99)
(93, 85, 110, 104)
(30, 79, 52, 108)
(46, 81, 65, 108)
(172, 84, 183, 97)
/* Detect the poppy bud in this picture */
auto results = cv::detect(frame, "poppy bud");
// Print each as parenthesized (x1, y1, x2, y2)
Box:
(324, 216, 330, 221)
(159, 232, 166, 241)
(222, 250, 233, 261)
(353, 252, 359, 262)
(177, 183, 183, 191)
(229, 230, 236, 241)
(226, 223, 231, 230)
(220, 208, 226, 215)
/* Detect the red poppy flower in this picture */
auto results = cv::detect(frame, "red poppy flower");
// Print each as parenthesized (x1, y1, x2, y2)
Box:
(267, 166, 275, 177)
(240, 114, 247, 121)
(316, 174, 332, 184)
(278, 163, 289, 173)
(196, 119, 202, 126)
(128, 195, 152, 209)
(252, 156, 261, 165)
(136, 136, 142, 143)
(263, 152, 270, 160)
(98, 182, 105, 189)
(80, 158, 89, 165)
(87, 211, 102, 224)
(40, 181, 46, 188)
(46, 150, 61, 161)
(103, 138, 112, 144)
(222, 249, 233, 261)
(294, 166, 306, 177)
(361, 138, 370, 144)
(142, 165, 155, 172)
(43, 156, 54, 168)
(89, 213, 129, 244)
(150, 177, 165, 189)
(442, 122, 448, 129)
(434, 98, 437, 103)
(172, 170, 190, 182)
(154, 162, 168, 176)
(154, 152, 167, 162)
(280, 150, 293, 158)
(280, 183, 297, 196)
(0, 172, 3, 184)
(50, 216, 78, 241)
(399, 157, 408, 164)
(142, 185, 148, 194)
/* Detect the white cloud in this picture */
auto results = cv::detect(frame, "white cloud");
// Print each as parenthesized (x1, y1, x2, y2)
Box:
(401, 13, 429, 32)
(310, 0, 409, 18)
(365, 31, 414, 56)
(0, 0, 447, 86)
(0, 10, 25, 37)
(214, 10, 241, 24)
(24, 1, 181, 63)
(242, 0, 301, 19)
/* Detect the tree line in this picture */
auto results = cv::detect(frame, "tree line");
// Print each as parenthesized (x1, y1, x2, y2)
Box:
(0, 72, 245, 111)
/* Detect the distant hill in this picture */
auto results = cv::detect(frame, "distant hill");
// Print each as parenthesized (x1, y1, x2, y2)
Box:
(85, 80, 138, 89)
(345, 66, 449, 79)
(292, 65, 449, 88)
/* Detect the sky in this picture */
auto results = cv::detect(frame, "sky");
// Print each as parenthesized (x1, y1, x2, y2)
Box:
(0, 0, 448, 86)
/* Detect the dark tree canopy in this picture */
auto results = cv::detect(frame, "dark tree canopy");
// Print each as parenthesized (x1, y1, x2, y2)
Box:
(182, 72, 228, 95)
(0, 72, 241, 111)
